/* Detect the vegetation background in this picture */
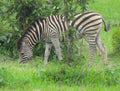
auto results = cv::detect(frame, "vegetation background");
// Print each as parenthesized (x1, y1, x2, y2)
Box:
(0, 0, 120, 91)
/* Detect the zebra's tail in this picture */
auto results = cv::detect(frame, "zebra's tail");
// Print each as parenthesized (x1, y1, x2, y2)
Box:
(102, 18, 110, 32)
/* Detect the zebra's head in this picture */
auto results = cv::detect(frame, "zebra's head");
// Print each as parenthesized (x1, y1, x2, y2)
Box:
(17, 38, 32, 63)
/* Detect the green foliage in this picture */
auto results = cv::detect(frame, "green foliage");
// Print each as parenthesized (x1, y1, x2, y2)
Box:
(38, 63, 120, 86)
(63, 0, 86, 62)
(0, 30, 20, 58)
(63, 0, 76, 20)
(112, 27, 120, 55)
(0, 0, 92, 60)
(9, 0, 63, 29)
(0, 0, 21, 58)
(78, 0, 91, 12)
(0, 0, 63, 58)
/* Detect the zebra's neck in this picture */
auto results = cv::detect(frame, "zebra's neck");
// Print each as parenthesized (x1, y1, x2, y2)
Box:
(23, 18, 46, 49)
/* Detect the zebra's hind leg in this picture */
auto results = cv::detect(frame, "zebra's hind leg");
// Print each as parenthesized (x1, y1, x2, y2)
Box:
(51, 38, 62, 61)
(88, 44, 97, 67)
(86, 36, 97, 67)
(96, 35, 108, 65)
(44, 42, 52, 66)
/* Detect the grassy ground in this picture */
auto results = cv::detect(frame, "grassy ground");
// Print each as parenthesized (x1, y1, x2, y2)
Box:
(0, 50, 120, 91)
(0, 0, 120, 91)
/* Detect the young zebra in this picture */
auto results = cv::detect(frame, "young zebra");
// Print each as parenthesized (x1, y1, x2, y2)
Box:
(17, 15, 68, 65)
(17, 11, 109, 67)
(70, 11, 110, 67)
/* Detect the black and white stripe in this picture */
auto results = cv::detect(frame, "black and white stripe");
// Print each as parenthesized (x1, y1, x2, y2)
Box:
(70, 11, 109, 66)
(17, 15, 68, 64)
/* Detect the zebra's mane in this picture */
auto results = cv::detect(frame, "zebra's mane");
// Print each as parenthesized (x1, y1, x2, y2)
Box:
(24, 17, 45, 32)
(17, 17, 45, 51)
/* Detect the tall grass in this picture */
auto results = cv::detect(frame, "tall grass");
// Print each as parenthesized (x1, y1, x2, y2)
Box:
(0, 51, 120, 91)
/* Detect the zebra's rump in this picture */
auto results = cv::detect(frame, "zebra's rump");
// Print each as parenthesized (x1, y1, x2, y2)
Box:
(71, 11, 102, 30)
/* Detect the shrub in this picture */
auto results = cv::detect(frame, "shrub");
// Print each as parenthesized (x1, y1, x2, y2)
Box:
(0, 0, 65, 59)
(0, 29, 21, 58)
(0, 0, 90, 61)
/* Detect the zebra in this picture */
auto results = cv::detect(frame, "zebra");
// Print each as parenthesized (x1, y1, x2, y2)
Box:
(17, 11, 109, 67)
(17, 15, 68, 65)
(70, 11, 110, 67)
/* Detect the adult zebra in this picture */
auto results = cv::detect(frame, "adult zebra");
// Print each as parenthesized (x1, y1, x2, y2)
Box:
(17, 15, 68, 65)
(70, 11, 110, 66)
(17, 11, 109, 66)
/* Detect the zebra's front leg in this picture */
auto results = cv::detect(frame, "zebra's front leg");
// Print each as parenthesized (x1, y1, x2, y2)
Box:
(44, 42, 52, 66)
(51, 38, 62, 60)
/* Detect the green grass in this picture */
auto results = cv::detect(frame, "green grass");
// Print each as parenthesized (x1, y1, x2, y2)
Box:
(89, 0, 120, 26)
(0, 53, 120, 91)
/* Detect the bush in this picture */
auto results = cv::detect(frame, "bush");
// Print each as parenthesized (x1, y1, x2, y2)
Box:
(112, 27, 120, 55)
(0, 0, 64, 59)
(0, 0, 89, 61)
(0, 29, 21, 58)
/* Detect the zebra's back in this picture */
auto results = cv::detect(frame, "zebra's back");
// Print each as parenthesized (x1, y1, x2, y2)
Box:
(46, 15, 68, 41)
(71, 11, 103, 36)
